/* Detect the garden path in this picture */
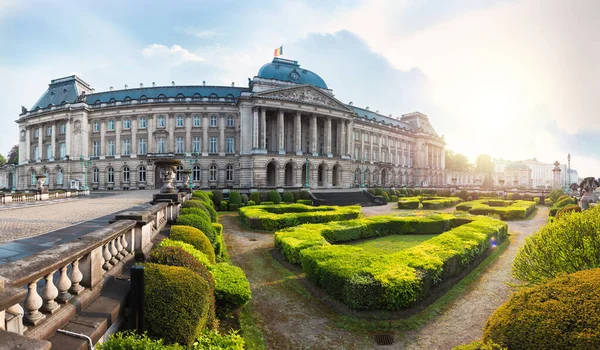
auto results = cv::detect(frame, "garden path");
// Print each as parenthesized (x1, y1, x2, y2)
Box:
(396, 206, 549, 349)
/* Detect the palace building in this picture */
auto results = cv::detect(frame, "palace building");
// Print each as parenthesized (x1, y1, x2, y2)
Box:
(12, 57, 446, 190)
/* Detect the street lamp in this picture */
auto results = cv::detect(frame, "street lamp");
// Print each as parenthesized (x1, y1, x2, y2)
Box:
(79, 155, 93, 190)
(186, 152, 199, 189)
(361, 160, 365, 188)
(304, 157, 309, 188)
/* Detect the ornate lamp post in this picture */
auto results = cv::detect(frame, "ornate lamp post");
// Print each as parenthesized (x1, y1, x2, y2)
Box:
(361, 160, 365, 188)
(79, 156, 93, 190)
(304, 157, 309, 188)
(185, 152, 199, 189)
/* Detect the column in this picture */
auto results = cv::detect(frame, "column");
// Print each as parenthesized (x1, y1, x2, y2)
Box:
(339, 120, 346, 157)
(65, 120, 71, 157)
(325, 117, 332, 157)
(219, 113, 225, 156)
(295, 112, 302, 155)
(147, 116, 154, 154)
(395, 138, 399, 166)
(185, 114, 191, 153)
(131, 118, 137, 156)
(441, 147, 446, 169)
(202, 114, 209, 156)
(347, 121, 354, 159)
(277, 109, 285, 155)
(100, 120, 105, 158)
(38, 125, 43, 161)
(50, 124, 56, 160)
(253, 108, 259, 149)
(168, 114, 175, 153)
(378, 134, 382, 162)
(360, 130, 365, 161)
(25, 128, 31, 162)
(115, 119, 121, 158)
(310, 115, 317, 156)
(260, 107, 266, 150)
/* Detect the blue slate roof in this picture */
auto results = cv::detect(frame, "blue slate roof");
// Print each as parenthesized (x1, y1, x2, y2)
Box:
(85, 85, 249, 104)
(350, 106, 414, 130)
(30, 76, 90, 110)
(257, 58, 328, 89)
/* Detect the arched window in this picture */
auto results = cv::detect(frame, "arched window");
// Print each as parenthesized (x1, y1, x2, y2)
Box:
(30, 170, 36, 185)
(56, 168, 63, 185)
(192, 165, 201, 181)
(209, 164, 218, 182)
(122, 166, 130, 183)
(93, 167, 99, 183)
(175, 93, 185, 101)
(176, 165, 184, 181)
(107, 167, 114, 183)
(192, 93, 202, 101)
(138, 166, 146, 182)
(226, 164, 234, 181)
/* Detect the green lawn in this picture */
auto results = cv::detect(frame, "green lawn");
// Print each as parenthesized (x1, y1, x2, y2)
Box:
(347, 234, 439, 255)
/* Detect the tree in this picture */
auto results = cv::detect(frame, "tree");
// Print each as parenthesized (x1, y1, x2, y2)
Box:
(0, 154, 5, 167)
(6, 145, 18, 165)
(476, 154, 494, 174)
(445, 149, 473, 172)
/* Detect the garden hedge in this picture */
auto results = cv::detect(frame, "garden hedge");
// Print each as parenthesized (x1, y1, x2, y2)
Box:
(456, 199, 536, 220)
(157, 238, 213, 268)
(183, 199, 218, 223)
(275, 214, 507, 310)
(398, 197, 420, 209)
(296, 199, 312, 205)
(169, 225, 216, 264)
(211, 262, 252, 316)
(513, 206, 600, 284)
(549, 196, 576, 216)
(398, 196, 462, 210)
(452, 340, 507, 350)
(555, 204, 581, 218)
(175, 215, 219, 252)
(144, 263, 213, 345)
(483, 268, 600, 349)
(181, 207, 212, 225)
(239, 203, 361, 231)
(282, 191, 294, 203)
(268, 190, 282, 204)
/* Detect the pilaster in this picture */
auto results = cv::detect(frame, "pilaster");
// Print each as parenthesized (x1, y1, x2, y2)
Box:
(202, 114, 209, 156)
(277, 109, 285, 155)
(325, 117, 332, 158)
(219, 113, 225, 156)
(310, 115, 317, 156)
(50, 124, 56, 161)
(295, 112, 302, 155)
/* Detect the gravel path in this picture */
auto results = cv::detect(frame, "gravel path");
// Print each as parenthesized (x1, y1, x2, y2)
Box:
(397, 206, 549, 349)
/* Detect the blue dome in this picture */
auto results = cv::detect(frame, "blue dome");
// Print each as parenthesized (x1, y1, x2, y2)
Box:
(257, 58, 328, 89)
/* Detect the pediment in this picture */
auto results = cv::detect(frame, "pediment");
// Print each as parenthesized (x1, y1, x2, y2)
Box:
(255, 85, 352, 112)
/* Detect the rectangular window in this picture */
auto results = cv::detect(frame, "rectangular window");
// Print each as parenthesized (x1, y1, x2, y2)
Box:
(59, 143, 66, 158)
(227, 115, 234, 127)
(157, 137, 166, 153)
(93, 121, 100, 132)
(382, 151, 387, 163)
(193, 136, 201, 153)
(138, 138, 147, 155)
(373, 135, 378, 144)
(92, 142, 99, 157)
(107, 140, 115, 156)
(33, 146, 39, 160)
(354, 147, 359, 160)
(107, 120, 115, 131)
(176, 115, 184, 127)
(139, 117, 147, 129)
(157, 115, 165, 128)
(176, 137, 184, 153)
(123, 119, 131, 129)
(363, 149, 369, 161)
(372, 151, 377, 162)
(46, 145, 52, 159)
(209, 136, 218, 153)
(354, 131, 359, 141)
(123, 139, 131, 155)
(210, 115, 217, 127)
(34, 128, 40, 138)
(60, 123, 66, 134)
(364, 133, 369, 142)
(47, 126, 52, 136)
(193, 115, 201, 127)
(226, 137, 234, 153)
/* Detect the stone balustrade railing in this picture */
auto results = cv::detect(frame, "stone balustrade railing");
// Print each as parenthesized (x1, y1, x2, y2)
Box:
(0, 192, 190, 348)
(0, 190, 90, 204)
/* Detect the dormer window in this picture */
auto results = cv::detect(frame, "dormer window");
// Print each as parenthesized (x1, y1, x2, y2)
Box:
(175, 93, 185, 102)
(226, 94, 235, 102)
(193, 93, 201, 101)
(108, 98, 116, 105)
(209, 93, 218, 102)
(158, 94, 167, 102)
(123, 96, 132, 105)
(140, 95, 148, 103)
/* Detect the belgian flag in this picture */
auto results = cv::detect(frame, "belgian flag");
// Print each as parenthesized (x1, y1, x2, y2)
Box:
(274, 45, 283, 57)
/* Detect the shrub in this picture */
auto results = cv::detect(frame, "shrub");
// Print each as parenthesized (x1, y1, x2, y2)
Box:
(456, 199, 536, 220)
(181, 207, 212, 224)
(240, 193, 249, 204)
(261, 201, 274, 205)
(220, 200, 228, 211)
(192, 191, 214, 207)
(548, 188, 565, 203)
(260, 192, 269, 202)
(555, 204, 581, 219)
(249, 192, 261, 204)
(398, 197, 419, 209)
(211, 263, 252, 316)
(229, 191, 241, 205)
(437, 190, 452, 197)
(157, 238, 213, 268)
(533, 197, 540, 205)
(169, 225, 216, 264)
(144, 263, 213, 345)
(549, 196, 576, 216)
(99, 331, 185, 350)
(239, 204, 361, 231)
(296, 199, 312, 205)
(382, 192, 390, 202)
(195, 330, 245, 350)
(282, 191, 294, 203)
(522, 194, 533, 201)
(183, 199, 217, 223)
(374, 188, 385, 196)
(291, 191, 301, 201)
(452, 340, 506, 350)
(513, 206, 600, 284)
(544, 198, 553, 206)
(174, 215, 219, 257)
(483, 268, 600, 350)
(390, 195, 398, 202)
(229, 204, 240, 211)
(246, 200, 256, 206)
(299, 190, 310, 200)
(268, 190, 282, 204)
(211, 190, 223, 208)
(457, 190, 469, 201)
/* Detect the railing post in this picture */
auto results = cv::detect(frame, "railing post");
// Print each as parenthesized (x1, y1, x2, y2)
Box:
(24, 279, 45, 326)
(80, 247, 103, 289)
(130, 265, 145, 334)
(40, 271, 59, 314)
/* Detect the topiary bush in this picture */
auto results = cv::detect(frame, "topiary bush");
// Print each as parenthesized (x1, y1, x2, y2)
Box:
(299, 190, 310, 200)
(457, 190, 469, 201)
(456, 199, 536, 220)
(268, 190, 282, 204)
(246, 200, 256, 206)
(239, 204, 360, 231)
(181, 207, 212, 225)
(229, 204, 240, 211)
(260, 201, 274, 205)
(452, 340, 507, 350)
(157, 238, 213, 268)
(513, 206, 600, 284)
(398, 197, 420, 209)
(555, 204, 581, 219)
(483, 268, 600, 350)
(544, 198, 553, 206)
(437, 190, 452, 197)
(99, 331, 185, 350)
(296, 199, 312, 205)
(533, 197, 540, 205)
(282, 191, 294, 203)
(240, 193, 249, 204)
(192, 191, 214, 206)
(174, 216, 219, 256)
(249, 192, 261, 204)
(211, 190, 223, 208)
(183, 199, 217, 223)
(548, 188, 565, 203)
(549, 196, 576, 216)
(144, 263, 213, 345)
(169, 225, 216, 264)
(211, 262, 252, 316)
(220, 200, 228, 211)
(374, 188, 385, 196)
(229, 191, 241, 205)
(291, 191, 301, 202)
(260, 192, 269, 202)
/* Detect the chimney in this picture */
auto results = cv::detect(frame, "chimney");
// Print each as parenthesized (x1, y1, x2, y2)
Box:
(171, 81, 175, 86)
(152, 82, 156, 87)
(140, 83, 144, 88)
(109, 86, 114, 91)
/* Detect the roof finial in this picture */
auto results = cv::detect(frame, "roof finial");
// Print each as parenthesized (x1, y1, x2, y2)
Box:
(376, 110, 379, 113)
(203, 81, 206, 86)
(348, 101, 353, 105)
(109, 86, 114, 91)
(140, 83, 144, 88)
(171, 81, 175, 86)
(124, 84, 128, 89)
(366, 106, 369, 110)
(231, 81, 235, 87)
(152, 82, 156, 87)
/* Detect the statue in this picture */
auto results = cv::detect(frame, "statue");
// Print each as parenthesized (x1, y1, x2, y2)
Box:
(21, 106, 27, 114)
(579, 177, 599, 210)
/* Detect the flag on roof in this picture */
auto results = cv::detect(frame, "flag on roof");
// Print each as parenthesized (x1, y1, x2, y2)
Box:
(274, 45, 283, 57)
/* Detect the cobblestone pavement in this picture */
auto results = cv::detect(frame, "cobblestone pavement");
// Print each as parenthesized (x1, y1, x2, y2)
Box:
(0, 190, 158, 242)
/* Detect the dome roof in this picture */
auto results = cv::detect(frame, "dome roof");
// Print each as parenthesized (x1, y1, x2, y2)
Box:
(257, 58, 328, 89)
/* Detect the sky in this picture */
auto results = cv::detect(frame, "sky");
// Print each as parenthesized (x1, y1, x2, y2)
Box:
(1, 0, 599, 176)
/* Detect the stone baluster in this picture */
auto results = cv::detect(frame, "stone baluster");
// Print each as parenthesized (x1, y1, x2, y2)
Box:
(69, 258, 84, 295)
(41, 271, 59, 314)
(24, 279, 45, 325)
(109, 239, 118, 264)
(115, 236, 124, 260)
(102, 244, 112, 270)
(56, 265, 72, 303)
(121, 233, 129, 256)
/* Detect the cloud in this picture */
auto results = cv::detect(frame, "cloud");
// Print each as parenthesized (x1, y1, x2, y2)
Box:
(182, 28, 221, 39)
(141, 44, 205, 63)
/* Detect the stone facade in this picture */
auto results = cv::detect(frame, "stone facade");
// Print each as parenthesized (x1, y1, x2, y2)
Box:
(14, 58, 446, 190)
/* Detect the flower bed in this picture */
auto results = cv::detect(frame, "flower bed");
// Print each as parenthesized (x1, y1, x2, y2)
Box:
(239, 203, 361, 231)
(274, 214, 507, 310)
(456, 199, 536, 220)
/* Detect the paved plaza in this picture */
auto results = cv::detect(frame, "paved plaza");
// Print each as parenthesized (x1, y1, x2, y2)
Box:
(0, 190, 158, 263)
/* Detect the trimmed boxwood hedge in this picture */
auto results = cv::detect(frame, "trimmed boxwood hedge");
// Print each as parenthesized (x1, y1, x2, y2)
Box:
(157, 238, 213, 268)
(175, 214, 219, 252)
(483, 268, 600, 349)
(274, 214, 507, 310)
(144, 263, 213, 345)
(398, 196, 462, 210)
(239, 203, 361, 231)
(398, 197, 420, 209)
(181, 207, 212, 225)
(456, 199, 536, 220)
(549, 196, 576, 216)
(169, 225, 216, 264)
(183, 199, 218, 223)
(211, 262, 252, 316)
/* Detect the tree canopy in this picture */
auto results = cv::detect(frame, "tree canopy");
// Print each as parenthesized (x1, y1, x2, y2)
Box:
(476, 154, 494, 173)
(445, 150, 473, 172)
(0, 154, 5, 167)
(6, 145, 18, 165)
